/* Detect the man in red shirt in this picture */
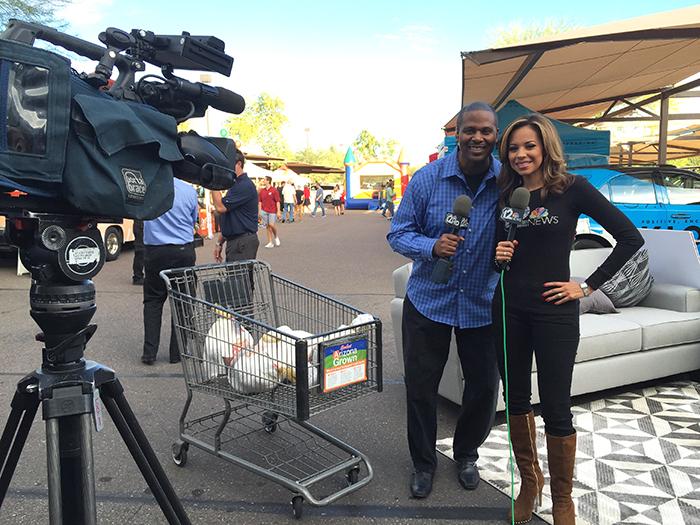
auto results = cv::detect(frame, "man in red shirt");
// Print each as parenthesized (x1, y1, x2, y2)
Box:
(259, 175, 282, 248)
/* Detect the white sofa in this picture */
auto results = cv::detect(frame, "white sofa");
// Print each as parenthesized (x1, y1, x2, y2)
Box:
(390, 229, 700, 410)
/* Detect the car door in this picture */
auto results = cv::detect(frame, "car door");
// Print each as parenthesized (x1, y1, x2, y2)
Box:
(659, 168, 700, 243)
(606, 171, 666, 231)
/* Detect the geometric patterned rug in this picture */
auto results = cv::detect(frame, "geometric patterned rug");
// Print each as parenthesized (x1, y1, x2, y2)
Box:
(437, 380, 700, 525)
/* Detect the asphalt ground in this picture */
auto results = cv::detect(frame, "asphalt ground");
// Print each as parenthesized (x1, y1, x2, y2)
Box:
(0, 207, 547, 524)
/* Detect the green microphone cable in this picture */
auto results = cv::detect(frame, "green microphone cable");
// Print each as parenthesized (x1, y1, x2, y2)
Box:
(500, 269, 515, 525)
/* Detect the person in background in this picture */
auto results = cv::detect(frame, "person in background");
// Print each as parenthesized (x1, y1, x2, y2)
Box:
(278, 182, 286, 222)
(377, 184, 386, 214)
(259, 175, 282, 249)
(303, 184, 311, 216)
(141, 178, 198, 365)
(295, 183, 305, 222)
(387, 102, 502, 499)
(132, 219, 144, 285)
(211, 150, 260, 263)
(312, 183, 326, 217)
(383, 180, 395, 220)
(340, 186, 346, 214)
(282, 180, 296, 223)
(331, 184, 342, 216)
(493, 113, 643, 524)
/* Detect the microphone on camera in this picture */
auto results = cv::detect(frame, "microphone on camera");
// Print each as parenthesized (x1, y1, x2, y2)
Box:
(172, 78, 246, 114)
(497, 187, 531, 270)
(431, 195, 472, 285)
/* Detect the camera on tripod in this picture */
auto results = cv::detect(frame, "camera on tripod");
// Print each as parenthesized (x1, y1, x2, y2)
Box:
(0, 19, 245, 279)
(0, 20, 249, 524)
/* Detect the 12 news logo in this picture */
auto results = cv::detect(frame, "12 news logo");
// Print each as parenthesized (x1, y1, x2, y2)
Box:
(444, 212, 469, 229)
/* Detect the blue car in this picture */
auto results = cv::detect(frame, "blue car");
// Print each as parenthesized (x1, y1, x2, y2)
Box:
(571, 165, 700, 249)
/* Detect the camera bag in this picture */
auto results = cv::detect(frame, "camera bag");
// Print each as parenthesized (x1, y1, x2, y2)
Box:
(63, 75, 182, 219)
(0, 39, 183, 219)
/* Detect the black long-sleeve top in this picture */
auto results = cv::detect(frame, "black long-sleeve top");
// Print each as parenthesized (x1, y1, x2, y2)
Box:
(497, 176, 644, 312)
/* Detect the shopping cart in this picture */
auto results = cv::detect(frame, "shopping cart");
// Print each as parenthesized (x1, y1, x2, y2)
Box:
(161, 260, 382, 519)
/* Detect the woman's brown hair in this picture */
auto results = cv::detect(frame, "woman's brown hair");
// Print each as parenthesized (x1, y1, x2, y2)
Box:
(497, 113, 574, 206)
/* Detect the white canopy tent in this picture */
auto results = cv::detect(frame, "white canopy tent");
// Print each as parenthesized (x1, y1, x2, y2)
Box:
(271, 169, 310, 187)
(245, 162, 275, 181)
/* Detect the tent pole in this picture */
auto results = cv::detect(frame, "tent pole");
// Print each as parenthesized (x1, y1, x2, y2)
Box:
(659, 94, 669, 165)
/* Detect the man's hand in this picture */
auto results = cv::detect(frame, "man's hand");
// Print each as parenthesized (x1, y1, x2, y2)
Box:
(433, 233, 464, 258)
(214, 243, 224, 263)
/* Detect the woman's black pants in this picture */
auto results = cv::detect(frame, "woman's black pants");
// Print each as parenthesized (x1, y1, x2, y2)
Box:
(493, 301, 579, 437)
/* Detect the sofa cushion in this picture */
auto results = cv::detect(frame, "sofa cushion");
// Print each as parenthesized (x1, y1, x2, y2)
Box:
(614, 306, 700, 350)
(579, 289, 619, 314)
(576, 315, 642, 363)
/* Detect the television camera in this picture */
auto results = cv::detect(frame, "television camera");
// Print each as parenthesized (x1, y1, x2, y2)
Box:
(0, 20, 247, 524)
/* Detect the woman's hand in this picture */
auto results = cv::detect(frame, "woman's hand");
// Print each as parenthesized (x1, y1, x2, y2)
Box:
(495, 240, 518, 263)
(543, 280, 585, 304)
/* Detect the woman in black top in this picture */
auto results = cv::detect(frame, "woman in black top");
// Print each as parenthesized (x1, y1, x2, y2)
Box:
(493, 114, 643, 525)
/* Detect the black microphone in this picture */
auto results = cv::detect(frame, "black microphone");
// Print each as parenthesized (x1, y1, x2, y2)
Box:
(497, 187, 531, 270)
(173, 78, 246, 114)
(431, 195, 472, 284)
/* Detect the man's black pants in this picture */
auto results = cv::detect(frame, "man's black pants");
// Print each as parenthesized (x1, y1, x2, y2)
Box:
(132, 220, 144, 280)
(402, 296, 499, 473)
(225, 231, 260, 262)
(143, 243, 196, 361)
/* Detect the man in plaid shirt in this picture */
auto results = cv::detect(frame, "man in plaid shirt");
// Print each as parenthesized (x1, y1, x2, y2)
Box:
(387, 102, 501, 499)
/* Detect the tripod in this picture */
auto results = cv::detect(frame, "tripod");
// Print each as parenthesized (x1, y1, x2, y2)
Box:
(0, 216, 190, 524)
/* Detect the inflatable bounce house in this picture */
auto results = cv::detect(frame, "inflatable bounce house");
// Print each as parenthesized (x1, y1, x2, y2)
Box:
(344, 147, 410, 210)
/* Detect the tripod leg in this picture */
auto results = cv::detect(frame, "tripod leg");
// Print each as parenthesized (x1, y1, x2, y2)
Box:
(100, 394, 189, 525)
(0, 386, 40, 506)
(45, 418, 63, 525)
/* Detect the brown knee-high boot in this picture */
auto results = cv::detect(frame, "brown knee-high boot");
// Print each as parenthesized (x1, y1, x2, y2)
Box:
(546, 432, 577, 525)
(507, 412, 545, 524)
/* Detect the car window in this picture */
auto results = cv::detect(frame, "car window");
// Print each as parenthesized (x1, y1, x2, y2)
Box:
(662, 172, 700, 205)
(608, 174, 658, 204)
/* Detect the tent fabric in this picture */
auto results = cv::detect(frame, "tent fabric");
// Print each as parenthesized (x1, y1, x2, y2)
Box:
(443, 100, 610, 158)
(496, 100, 610, 156)
(245, 162, 275, 180)
(446, 5, 700, 127)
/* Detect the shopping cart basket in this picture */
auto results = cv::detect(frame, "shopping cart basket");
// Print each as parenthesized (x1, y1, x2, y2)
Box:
(161, 260, 382, 519)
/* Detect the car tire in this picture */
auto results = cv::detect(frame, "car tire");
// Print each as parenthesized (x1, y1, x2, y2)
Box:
(572, 238, 605, 250)
(104, 227, 123, 261)
(324, 195, 332, 204)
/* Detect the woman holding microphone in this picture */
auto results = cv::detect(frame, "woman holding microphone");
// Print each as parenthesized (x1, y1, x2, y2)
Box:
(493, 114, 643, 524)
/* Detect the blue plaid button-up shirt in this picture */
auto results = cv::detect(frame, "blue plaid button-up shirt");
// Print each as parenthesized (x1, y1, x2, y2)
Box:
(387, 150, 500, 329)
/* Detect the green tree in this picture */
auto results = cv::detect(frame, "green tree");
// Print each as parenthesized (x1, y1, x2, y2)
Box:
(488, 19, 576, 47)
(293, 145, 344, 169)
(0, 0, 69, 26)
(353, 129, 398, 161)
(224, 92, 291, 159)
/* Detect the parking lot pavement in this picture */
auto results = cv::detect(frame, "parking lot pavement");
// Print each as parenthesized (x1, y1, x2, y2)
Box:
(0, 209, 545, 524)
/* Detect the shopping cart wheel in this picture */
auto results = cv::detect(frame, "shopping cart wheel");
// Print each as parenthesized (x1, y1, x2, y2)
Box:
(291, 495, 303, 519)
(262, 411, 278, 433)
(346, 467, 360, 485)
(171, 441, 189, 467)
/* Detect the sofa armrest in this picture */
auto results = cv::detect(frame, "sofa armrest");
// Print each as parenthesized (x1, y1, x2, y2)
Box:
(393, 262, 413, 299)
(637, 283, 700, 312)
